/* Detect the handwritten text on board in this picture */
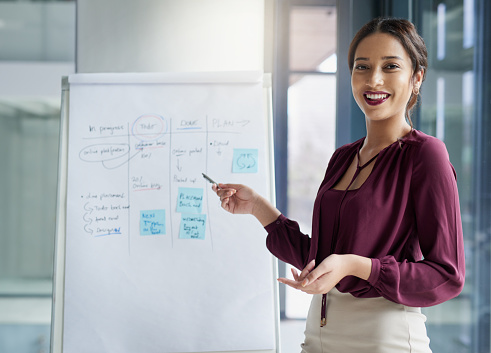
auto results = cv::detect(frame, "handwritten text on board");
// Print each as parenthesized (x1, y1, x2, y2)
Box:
(140, 210, 166, 235)
(179, 214, 207, 239)
(176, 187, 204, 213)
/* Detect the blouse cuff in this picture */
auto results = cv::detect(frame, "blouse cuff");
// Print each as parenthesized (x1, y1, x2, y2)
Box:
(367, 258, 381, 285)
(264, 214, 287, 233)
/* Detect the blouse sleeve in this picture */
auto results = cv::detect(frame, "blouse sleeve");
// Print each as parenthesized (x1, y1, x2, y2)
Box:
(265, 214, 311, 270)
(367, 137, 465, 307)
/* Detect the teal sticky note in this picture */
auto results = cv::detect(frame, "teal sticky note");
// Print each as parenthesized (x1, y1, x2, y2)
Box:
(179, 214, 207, 240)
(232, 149, 258, 173)
(140, 210, 166, 235)
(176, 187, 204, 213)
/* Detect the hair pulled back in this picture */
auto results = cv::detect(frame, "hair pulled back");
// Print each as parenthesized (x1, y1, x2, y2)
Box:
(348, 17, 428, 126)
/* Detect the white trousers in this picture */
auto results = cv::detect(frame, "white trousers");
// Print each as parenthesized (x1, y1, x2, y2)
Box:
(300, 289, 432, 353)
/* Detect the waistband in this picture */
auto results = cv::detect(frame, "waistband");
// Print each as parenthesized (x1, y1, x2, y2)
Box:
(320, 289, 422, 327)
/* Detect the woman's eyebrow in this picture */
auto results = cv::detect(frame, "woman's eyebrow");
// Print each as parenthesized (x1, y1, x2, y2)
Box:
(354, 55, 404, 61)
(382, 55, 404, 60)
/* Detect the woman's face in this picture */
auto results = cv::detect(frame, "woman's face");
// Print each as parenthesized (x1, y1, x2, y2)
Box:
(351, 32, 423, 123)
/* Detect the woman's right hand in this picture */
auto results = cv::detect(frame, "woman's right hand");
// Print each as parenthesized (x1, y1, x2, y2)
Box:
(212, 183, 281, 226)
(212, 183, 258, 215)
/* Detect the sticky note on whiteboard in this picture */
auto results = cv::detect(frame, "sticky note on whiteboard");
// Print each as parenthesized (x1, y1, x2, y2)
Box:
(232, 148, 258, 173)
(140, 210, 166, 235)
(179, 214, 207, 240)
(176, 187, 204, 213)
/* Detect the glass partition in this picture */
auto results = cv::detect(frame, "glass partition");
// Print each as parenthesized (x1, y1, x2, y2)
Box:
(285, 4, 337, 319)
(415, 0, 490, 351)
(0, 1, 75, 352)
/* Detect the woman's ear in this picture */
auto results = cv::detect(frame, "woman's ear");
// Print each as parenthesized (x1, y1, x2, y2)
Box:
(413, 68, 424, 89)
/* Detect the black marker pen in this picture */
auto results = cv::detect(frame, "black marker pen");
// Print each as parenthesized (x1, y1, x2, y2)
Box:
(202, 173, 221, 189)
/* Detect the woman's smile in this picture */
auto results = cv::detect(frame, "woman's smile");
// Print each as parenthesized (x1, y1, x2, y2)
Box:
(363, 91, 391, 105)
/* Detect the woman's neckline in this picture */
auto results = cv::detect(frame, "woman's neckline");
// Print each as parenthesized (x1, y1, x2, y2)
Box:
(356, 148, 379, 169)
(359, 128, 414, 158)
(329, 129, 415, 193)
(329, 187, 360, 193)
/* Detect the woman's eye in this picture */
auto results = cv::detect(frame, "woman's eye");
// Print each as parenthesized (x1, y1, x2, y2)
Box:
(385, 64, 400, 69)
(354, 65, 368, 70)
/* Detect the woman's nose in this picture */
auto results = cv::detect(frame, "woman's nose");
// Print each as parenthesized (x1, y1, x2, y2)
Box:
(366, 68, 384, 87)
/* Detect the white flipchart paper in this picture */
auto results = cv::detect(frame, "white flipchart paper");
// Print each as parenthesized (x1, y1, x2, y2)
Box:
(62, 72, 276, 353)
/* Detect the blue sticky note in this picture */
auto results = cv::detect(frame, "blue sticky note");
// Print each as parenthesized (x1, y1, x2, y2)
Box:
(140, 210, 166, 235)
(232, 149, 258, 173)
(179, 214, 207, 240)
(176, 187, 203, 213)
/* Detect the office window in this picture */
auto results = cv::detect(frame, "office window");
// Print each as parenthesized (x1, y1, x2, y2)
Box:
(0, 1, 75, 352)
(275, 1, 337, 319)
(414, 0, 490, 351)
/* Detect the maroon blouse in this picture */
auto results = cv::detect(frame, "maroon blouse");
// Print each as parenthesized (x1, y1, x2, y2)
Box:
(265, 130, 465, 307)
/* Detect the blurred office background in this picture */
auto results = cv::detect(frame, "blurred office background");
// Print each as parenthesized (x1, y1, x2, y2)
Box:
(0, 1, 74, 353)
(0, 0, 490, 352)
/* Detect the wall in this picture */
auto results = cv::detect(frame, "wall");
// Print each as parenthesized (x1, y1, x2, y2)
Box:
(77, 0, 272, 73)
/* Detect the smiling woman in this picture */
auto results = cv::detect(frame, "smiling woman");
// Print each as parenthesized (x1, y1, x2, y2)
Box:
(213, 17, 465, 353)
(348, 19, 427, 128)
(352, 35, 422, 126)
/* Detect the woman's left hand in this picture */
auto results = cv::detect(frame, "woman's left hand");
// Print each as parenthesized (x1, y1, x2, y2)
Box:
(278, 254, 371, 295)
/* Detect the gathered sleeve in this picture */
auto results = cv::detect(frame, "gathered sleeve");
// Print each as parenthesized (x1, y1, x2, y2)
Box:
(367, 137, 465, 307)
(265, 214, 311, 270)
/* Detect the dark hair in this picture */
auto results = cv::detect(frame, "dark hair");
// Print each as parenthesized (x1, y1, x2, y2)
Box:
(348, 17, 428, 126)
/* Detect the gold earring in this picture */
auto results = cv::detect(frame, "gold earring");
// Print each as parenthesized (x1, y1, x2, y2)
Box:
(413, 86, 420, 95)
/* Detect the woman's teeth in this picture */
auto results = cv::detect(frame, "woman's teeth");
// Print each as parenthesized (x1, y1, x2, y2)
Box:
(365, 93, 389, 100)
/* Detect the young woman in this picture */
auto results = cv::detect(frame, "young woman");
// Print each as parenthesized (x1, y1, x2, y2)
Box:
(213, 17, 465, 352)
